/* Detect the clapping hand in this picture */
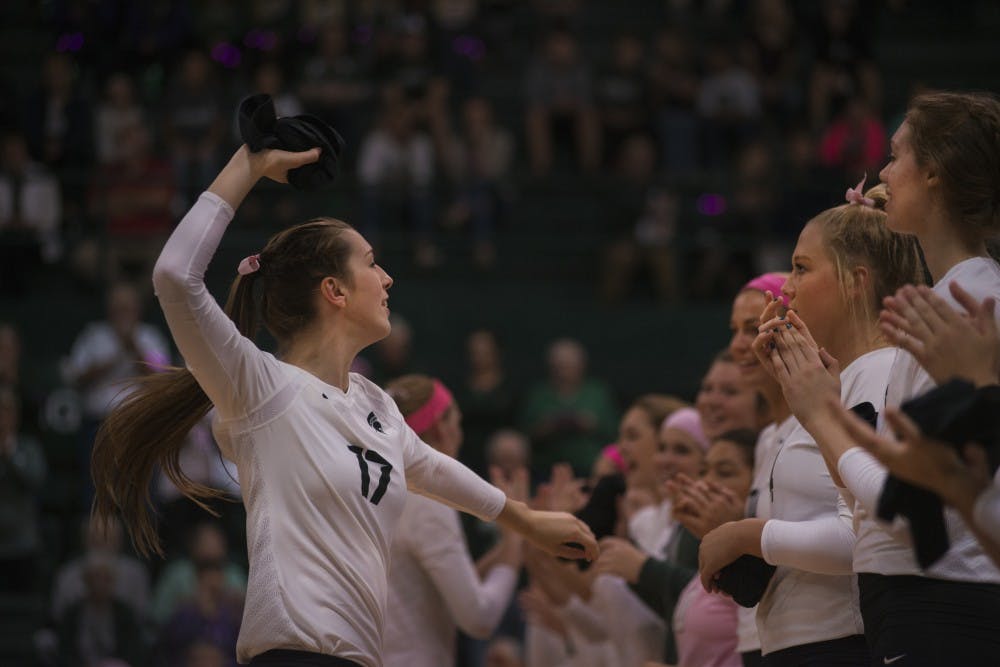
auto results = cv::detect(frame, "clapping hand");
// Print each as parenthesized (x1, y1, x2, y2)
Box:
(880, 282, 999, 387)
(667, 473, 744, 538)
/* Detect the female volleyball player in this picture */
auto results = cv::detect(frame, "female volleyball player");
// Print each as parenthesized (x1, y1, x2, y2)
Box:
(90, 145, 597, 667)
(758, 91, 1000, 666)
(382, 374, 523, 667)
(701, 182, 923, 666)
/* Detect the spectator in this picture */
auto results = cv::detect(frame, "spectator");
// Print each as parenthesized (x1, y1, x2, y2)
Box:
(358, 99, 438, 267)
(523, 28, 600, 176)
(252, 61, 303, 119)
(747, 0, 803, 120)
(151, 522, 246, 626)
(819, 96, 887, 178)
(0, 131, 61, 295)
(62, 282, 170, 489)
(648, 29, 700, 172)
(429, 0, 483, 94)
(89, 122, 176, 282)
(599, 133, 678, 303)
(520, 338, 618, 478)
(0, 323, 47, 436)
(777, 124, 840, 251)
(163, 49, 225, 207)
(696, 42, 761, 169)
(385, 13, 441, 105)
(0, 386, 47, 593)
(462, 428, 532, 559)
(595, 33, 650, 166)
(52, 516, 152, 622)
(299, 20, 373, 152)
(435, 96, 514, 269)
(455, 329, 520, 476)
(727, 140, 780, 282)
(21, 52, 93, 169)
(368, 313, 426, 384)
(808, 0, 880, 128)
(56, 552, 147, 667)
(95, 73, 146, 165)
(158, 558, 243, 667)
(119, 1, 194, 72)
(486, 429, 531, 479)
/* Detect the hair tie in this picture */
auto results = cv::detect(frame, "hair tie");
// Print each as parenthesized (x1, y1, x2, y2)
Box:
(845, 175, 876, 207)
(237, 254, 261, 275)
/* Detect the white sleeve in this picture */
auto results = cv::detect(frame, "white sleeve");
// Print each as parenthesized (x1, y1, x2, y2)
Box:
(761, 492, 856, 575)
(402, 423, 507, 522)
(408, 505, 518, 639)
(152, 192, 287, 421)
(837, 447, 890, 515)
(974, 484, 1000, 542)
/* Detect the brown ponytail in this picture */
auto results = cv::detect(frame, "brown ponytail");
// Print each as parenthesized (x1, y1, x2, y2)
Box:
(92, 216, 355, 558)
(91, 273, 259, 557)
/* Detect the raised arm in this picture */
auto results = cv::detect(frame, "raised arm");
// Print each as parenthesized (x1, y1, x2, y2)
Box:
(151, 147, 320, 418)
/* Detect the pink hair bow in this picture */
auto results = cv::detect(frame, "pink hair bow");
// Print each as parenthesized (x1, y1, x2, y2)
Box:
(237, 254, 261, 275)
(845, 175, 875, 207)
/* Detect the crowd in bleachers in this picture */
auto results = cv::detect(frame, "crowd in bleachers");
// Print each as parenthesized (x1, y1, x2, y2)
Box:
(1, 0, 910, 300)
(2, 1, 999, 666)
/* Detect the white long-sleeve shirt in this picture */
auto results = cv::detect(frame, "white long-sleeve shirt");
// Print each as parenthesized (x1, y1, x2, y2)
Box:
(760, 349, 896, 577)
(736, 416, 796, 655)
(752, 350, 897, 654)
(839, 257, 1000, 583)
(383, 494, 518, 667)
(152, 192, 506, 666)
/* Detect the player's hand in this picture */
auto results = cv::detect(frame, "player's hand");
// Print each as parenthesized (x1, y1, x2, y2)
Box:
(245, 145, 322, 183)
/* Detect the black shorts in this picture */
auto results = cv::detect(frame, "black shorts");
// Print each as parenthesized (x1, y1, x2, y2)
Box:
(761, 634, 868, 666)
(249, 649, 362, 667)
(859, 572, 1000, 667)
(742, 649, 763, 667)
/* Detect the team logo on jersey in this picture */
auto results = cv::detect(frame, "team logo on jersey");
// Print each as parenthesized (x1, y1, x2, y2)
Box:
(367, 411, 385, 433)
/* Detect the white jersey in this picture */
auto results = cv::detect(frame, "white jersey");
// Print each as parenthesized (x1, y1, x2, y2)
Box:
(760, 349, 896, 577)
(736, 416, 796, 654)
(153, 193, 506, 666)
(753, 351, 897, 654)
(840, 257, 1000, 583)
(383, 494, 518, 667)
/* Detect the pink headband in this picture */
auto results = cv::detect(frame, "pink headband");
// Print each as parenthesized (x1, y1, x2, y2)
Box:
(405, 380, 454, 435)
(601, 444, 628, 474)
(238, 254, 261, 275)
(662, 407, 710, 451)
(845, 175, 876, 207)
(742, 272, 789, 307)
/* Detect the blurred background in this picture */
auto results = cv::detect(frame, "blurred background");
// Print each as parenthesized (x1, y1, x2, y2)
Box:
(0, 0, 998, 665)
